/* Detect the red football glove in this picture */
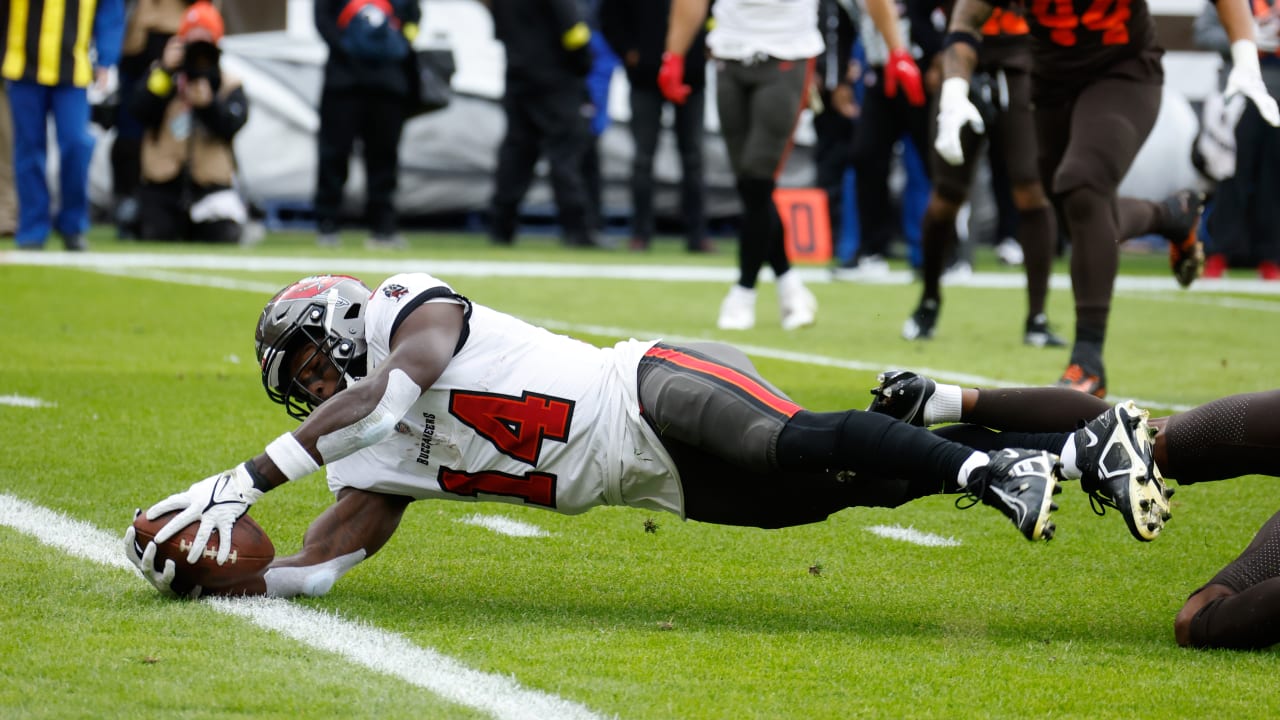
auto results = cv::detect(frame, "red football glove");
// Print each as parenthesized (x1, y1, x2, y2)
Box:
(657, 52, 691, 105)
(884, 48, 925, 107)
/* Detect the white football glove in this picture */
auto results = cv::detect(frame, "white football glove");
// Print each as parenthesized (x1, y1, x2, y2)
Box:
(934, 77, 985, 166)
(1226, 40, 1280, 127)
(146, 463, 264, 565)
(123, 515, 203, 599)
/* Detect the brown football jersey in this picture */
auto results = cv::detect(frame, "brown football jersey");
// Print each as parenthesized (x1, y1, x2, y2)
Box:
(991, 0, 1160, 100)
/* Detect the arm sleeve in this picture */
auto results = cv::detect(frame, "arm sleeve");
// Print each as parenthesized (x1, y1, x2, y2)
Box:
(93, 0, 126, 67)
(194, 84, 249, 141)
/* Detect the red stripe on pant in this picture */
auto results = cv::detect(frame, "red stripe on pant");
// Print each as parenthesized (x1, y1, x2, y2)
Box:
(644, 346, 802, 418)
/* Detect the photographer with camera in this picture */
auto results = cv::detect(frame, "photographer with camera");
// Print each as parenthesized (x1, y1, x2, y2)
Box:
(112, 0, 195, 239)
(131, 1, 248, 243)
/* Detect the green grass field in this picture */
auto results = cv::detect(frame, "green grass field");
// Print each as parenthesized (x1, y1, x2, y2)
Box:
(3, 228, 1280, 719)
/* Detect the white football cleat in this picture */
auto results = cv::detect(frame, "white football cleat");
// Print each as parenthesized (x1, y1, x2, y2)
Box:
(717, 284, 757, 330)
(777, 271, 817, 330)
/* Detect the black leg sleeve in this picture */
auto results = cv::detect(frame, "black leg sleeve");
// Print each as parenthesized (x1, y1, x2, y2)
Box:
(776, 410, 975, 496)
(1163, 390, 1280, 484)
(931, 424, 1070, 457)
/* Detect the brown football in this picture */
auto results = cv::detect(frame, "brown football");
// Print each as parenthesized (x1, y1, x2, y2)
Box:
(131, 510, 275, 592)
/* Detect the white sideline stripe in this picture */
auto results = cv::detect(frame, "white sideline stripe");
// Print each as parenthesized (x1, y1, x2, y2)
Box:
(7, 249, 1280, 297)
(865, 524, 962, 547)
(0, 493, 609, 720)
(458, 513, 551, 537)
(0, 493, 136, 570)
(0, 394, 55, 408)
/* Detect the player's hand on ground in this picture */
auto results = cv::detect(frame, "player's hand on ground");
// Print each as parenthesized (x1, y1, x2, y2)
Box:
(145, 464, 264, 565)
(123, 515, 203, 599)
(884, 48, 925, 107)
(934, 77, 984, 166)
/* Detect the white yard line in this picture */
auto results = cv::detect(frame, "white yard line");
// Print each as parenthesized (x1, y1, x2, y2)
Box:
(457, 513, 551, 537)
(0, 493, 609, 720)
(0, 394, 55, 408)
(865, 524, 962, 548)
(6, 249, 1280, 296)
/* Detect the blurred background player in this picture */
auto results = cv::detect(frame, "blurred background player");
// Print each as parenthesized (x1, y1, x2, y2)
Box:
(664, 0, 821, 330)
(485, 0, 602, 248)
(132, 1, 249, 243)
(601, 0, 712, 254)
(581, 2, 619, 240)
(811, 0, 860, 264)
(844, 0, 934, 276)
(313, 0, 421, 249)
(1193, 0, 1280, 280)
(902, 2, 1062, 348)
(2, 0, 124, 251)
(936, 0, 1280, 397)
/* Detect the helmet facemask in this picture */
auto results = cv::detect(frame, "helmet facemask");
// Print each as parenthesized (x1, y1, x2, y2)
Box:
(256, 276, 370, 420)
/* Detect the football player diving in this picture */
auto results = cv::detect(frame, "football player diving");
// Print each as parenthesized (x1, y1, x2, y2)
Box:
(126, 273, 1166, 600)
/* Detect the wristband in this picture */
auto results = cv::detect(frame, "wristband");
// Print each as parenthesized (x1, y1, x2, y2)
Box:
(265, 432, 321, 481)
(242, 461, 273, 493)
(943, 31, 982, 54)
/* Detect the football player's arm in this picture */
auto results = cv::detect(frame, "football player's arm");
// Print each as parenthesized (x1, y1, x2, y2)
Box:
(864, 0, 909, 51)
(143, 301, 462, 563)
(1214, 0, 1259, 45)
(1215, 0, 1280, 124)
(866, 0, 926, 105)
(204, 488, 413, 598)
(665, 0, 709, 56)
(248, 300, 466, 491)
(932, 0, 993, 165)
(941, 0, 993, 81)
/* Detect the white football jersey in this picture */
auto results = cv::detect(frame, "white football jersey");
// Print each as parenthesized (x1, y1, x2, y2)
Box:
(325, 273, 685, 517)
(707, 0, 824, 61)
